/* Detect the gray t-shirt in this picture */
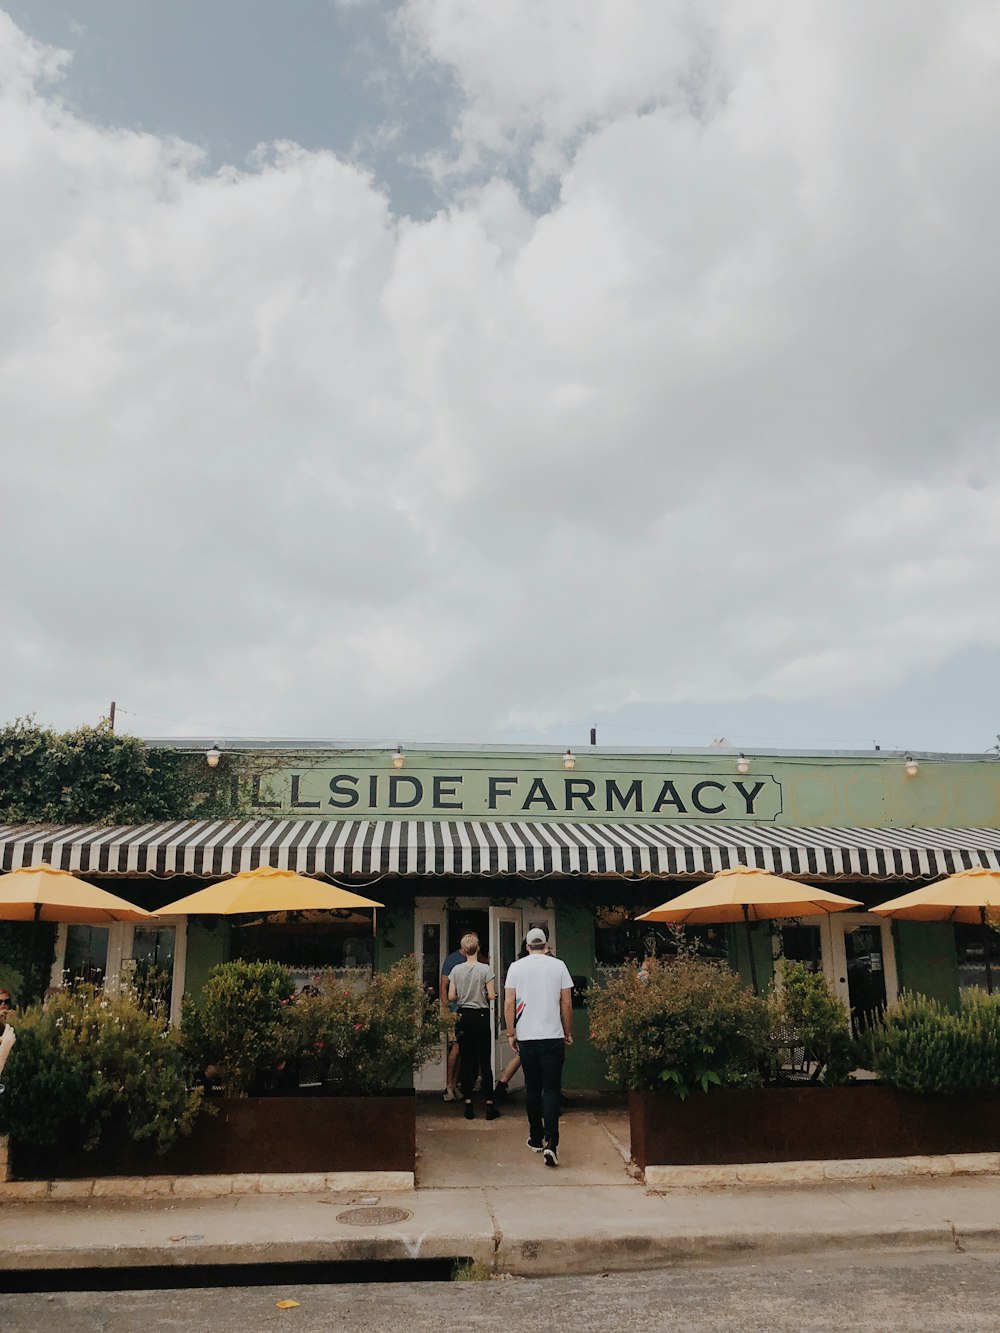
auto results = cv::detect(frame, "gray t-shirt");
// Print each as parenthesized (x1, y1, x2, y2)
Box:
(450, 960, 495, 1008)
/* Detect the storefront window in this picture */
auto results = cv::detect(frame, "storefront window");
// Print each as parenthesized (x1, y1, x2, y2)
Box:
(594, 905, 726, 967)
(775, 924, 822, 971)
(231, 910, 374, 993)
(127, 925, 176, 1010)
(63, 925, 109, 986)
(955, 923, 998, 992)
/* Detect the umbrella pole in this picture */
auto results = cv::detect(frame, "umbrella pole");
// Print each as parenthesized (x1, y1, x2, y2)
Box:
(743, 904, 760, 995)
(23, 902, 42, 1007)
(981, 907, 994, 996)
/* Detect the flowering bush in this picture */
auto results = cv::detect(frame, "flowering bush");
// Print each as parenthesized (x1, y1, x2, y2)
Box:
(0, 984, 200, 1153)
(587, 955, 770, 1097)
(181, 960, 295, 1098)
(285, 957, 448, 1094)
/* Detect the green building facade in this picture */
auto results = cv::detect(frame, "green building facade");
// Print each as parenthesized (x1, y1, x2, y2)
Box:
(13, 742, 1000, 1090)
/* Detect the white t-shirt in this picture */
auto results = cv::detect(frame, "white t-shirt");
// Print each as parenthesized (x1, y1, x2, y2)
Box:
(504, 953, 574, 1041)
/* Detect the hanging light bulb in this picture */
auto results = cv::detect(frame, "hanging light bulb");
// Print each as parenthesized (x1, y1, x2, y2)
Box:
(563, 750, 576, 770)
(905, 756, 919, 777)
(392, 746, 405, 770)
(206, 745, 222, 769)
(736, 753, 750, 775)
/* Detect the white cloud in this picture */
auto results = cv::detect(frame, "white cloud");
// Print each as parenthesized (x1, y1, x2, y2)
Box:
(0, 5, 999, 743)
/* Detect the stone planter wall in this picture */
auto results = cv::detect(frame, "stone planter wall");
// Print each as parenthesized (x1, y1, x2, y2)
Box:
(629, 1085, 1000, 1169)
(11, 1092, 415, 1181)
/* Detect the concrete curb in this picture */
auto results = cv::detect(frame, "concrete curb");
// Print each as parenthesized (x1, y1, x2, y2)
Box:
(6, 1221, 1000, 1277)
(644, 1153, 1000, 1190)
(0, 1171, 414, 1202)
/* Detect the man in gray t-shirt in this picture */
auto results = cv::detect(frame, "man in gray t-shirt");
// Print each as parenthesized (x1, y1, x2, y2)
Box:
(448, 933, 498, 1120)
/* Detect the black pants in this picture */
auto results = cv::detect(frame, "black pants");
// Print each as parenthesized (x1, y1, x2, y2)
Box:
(456, 1008, 493, 1100)
(518, 1037, 566, 1148)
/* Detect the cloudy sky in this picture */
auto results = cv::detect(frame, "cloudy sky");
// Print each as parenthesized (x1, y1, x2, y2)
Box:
(2, 2, 999, 753)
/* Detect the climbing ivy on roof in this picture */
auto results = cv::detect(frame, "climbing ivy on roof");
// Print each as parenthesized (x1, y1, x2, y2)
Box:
(0, 717, 238, 825)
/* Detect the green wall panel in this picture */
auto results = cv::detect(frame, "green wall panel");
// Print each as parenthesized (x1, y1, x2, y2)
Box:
(183, 918, 228, 1004)
(556, 903, 614, 1089)
(893, 921, 960, 1009)
(727, 922, 775, 994)
(375, 904, 414, 972)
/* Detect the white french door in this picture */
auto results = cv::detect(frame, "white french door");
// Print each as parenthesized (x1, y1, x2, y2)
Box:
(823, 912, 898, 1029)
(52, 919, 188, 1026)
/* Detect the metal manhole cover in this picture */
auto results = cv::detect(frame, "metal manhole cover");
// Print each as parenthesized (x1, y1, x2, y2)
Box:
(335, 1206, 412, 1227)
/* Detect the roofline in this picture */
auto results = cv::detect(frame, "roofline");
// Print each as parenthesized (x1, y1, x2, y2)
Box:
(138, 736, 1000, 762)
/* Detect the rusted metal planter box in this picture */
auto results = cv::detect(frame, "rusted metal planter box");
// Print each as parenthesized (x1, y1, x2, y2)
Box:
(12, 1092, 415, 1180)
(629, 1086, 1000, 1169)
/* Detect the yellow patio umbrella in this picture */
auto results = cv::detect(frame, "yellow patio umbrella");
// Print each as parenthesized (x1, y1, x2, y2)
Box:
(0, 863, 154, 1004)
(636, 865, 863, 993)
(872, 867, 1000, 994)
(0, 864, 154, 925)
(157, 864, 383, 916)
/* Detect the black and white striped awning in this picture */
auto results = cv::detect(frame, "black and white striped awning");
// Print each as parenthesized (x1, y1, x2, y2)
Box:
(2, 819, 1000, 881)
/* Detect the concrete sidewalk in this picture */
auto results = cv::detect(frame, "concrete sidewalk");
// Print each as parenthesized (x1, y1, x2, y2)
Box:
(1, 1178, 1000, 1279)
(3, 1101, 1000, 1278)
(3, 1174, 1000, 1277)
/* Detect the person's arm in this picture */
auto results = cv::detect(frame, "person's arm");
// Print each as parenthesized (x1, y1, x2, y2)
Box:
(504, 986, 517, 1051)
(0, 1023, 16, 1076)
(560, 988, 573, 1045)
(448, 975, 458, 1003)
(486, 978, 497, 1002)
(440, 970, 450, 1006)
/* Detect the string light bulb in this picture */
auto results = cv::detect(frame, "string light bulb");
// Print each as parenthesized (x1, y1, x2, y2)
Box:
(905, 756, 919, 777)
(206, 745, 221, 769)
(563, 750, 576, 770)
(392, 746, 405, 770)
(736, 753, 750, 775)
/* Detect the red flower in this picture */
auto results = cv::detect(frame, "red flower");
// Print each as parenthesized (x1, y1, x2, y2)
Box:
(313, 1041, 325, 1051)
(354, 1023, 363, 1031)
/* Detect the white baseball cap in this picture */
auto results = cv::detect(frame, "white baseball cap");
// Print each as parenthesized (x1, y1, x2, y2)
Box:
(525, 927, 547, 946)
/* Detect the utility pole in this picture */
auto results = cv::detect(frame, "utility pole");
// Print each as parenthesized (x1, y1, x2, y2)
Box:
(590, 726, 597, 746)
(108, 701, 116, 732)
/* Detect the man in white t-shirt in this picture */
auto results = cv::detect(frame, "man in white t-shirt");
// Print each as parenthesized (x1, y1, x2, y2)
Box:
(503, 928, 574, 1167)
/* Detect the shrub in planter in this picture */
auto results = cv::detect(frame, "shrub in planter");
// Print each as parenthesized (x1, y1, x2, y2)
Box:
(182, 960, 295, 1097)
(859, 990, 1000, 1095)
(767, 962, 855, 1085)
(285, 956, 448, 1094)
(0, 984, 200, 1154)
(587, 955, 770, 1097)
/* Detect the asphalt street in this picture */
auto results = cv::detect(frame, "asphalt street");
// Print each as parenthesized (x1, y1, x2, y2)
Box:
(4, 1250, 1000, 1332)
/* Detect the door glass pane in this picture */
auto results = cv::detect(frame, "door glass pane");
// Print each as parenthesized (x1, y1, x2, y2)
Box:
(499, 921, 517, 983)
(498, 921, 518, 1038)
(844, 925, 887, 1032)
(64, 925, 109, 986)
(778, 924, 822, 970)
(954, 923, 996, 992)
(421, 923, 441, 1000)
(129, 926, 176, 1010)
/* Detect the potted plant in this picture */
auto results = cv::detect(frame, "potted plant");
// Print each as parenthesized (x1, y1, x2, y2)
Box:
(589, 956, 1000, 1169)
(151, 956, 446, 1177)
(0, 983, 201, 1179)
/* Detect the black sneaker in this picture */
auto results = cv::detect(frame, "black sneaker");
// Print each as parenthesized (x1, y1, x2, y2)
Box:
(485, 1102, 499, 1121)
(526, 1137, 544, 1153)
(463, 1101, 475, 1120)
(543, 1145, 558, 1168)
(493, 1080, 509, 1099)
